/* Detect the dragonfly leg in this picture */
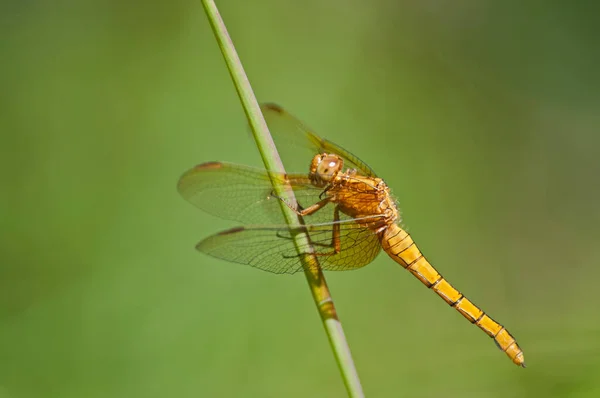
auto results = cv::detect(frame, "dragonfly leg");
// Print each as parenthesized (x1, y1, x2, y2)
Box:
(298, 197, 332, 216)
(271, 191, 332, 217)
(279, 206, 342, 259)
(319, 186, 332, 200)
(311, 206, 342, 255)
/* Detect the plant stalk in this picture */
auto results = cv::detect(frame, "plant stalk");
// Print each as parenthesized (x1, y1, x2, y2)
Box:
(200, 1, 365, 396)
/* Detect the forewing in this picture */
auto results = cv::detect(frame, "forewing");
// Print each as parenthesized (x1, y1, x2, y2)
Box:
(261, 103, 378, 177)
(198, 219, 383, 274)
(178, 161, 325, 225)
(178, 162, 381, 227)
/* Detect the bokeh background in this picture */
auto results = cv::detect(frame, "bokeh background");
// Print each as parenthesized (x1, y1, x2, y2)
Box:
(2, 1, 599, 397)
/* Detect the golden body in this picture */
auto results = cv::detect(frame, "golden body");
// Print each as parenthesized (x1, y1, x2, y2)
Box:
(308, 152, 525, 367)
(178, 103, 525, 367)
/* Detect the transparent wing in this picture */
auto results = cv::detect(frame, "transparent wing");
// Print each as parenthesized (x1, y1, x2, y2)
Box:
(198, 218, 383, 274)
(179, 161, 357, 225)
(261, 103, 378, 177)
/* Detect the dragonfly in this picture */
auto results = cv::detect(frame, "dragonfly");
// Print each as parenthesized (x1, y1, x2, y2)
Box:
(178, 103, 526, 367)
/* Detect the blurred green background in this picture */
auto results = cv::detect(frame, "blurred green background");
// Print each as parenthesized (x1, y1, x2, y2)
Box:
(2, 1, 599, 397)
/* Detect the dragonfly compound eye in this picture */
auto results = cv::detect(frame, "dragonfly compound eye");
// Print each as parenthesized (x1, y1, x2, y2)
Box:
(317, 154, 344, 182)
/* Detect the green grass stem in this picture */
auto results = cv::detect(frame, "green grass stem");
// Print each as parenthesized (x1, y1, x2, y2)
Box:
(200, 1, 365, 396)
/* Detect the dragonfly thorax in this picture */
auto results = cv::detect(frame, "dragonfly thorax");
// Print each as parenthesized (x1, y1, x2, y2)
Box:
(309, 153, 344, 187)
(309, 153, 400, 228)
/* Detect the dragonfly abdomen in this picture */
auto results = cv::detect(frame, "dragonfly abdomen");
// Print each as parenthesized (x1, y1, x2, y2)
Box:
(380, 224, 525, 367)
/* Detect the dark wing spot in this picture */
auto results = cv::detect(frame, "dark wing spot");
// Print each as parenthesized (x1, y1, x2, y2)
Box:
(217, 226, 246, 235)
(262, 103, 285, 114)
(195, 162, 224, 170)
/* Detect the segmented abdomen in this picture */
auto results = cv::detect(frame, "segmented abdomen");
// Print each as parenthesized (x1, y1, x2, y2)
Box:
(380, 224, 525, 367)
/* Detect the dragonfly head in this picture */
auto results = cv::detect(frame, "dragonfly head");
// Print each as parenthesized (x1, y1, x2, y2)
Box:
(309, 153, 344, 187)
